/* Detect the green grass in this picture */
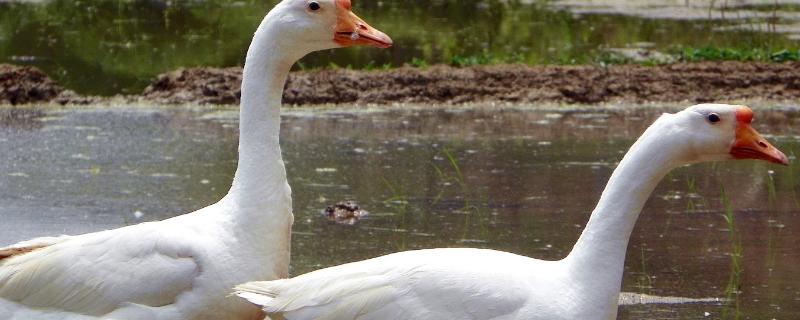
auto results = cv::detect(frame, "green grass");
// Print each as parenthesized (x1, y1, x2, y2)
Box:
(674, 47, 800, 63)
(635, 246, 653, 294)
(403, 47, 799, 69)
(409, 57, 428, 69)
(401, 52, 526, 68)
(720, 186, 743, 320)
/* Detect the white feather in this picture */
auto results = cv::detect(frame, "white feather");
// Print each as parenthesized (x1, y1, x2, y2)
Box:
(235, 105, 784, 320)
(0, 0, 381, 318)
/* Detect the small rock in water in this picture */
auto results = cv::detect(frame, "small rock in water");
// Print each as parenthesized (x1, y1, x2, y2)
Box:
(323, 200, 368, 225)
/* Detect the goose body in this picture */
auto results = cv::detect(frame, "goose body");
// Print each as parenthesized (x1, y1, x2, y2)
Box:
(1, 203, 292, 320)
(0, 1, 391, 319)
(236, 104, 788, 320)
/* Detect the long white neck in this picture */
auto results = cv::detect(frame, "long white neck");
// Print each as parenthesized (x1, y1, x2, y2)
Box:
(223, 14, 305, 221)
(564, 114, 686, 297)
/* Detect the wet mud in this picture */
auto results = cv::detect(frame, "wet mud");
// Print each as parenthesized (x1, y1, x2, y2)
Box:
(3, 62, 800, 106)
(0, 65, 65, 105)
(0, 65, 100, 105)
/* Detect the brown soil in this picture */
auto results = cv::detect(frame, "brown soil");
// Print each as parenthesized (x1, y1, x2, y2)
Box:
(142, 61, 800, 105)
(0, 65, 64, 105)
(3, 62, 800, 106)
(143, 67, 244, 105)
(0, 65, 99, 105)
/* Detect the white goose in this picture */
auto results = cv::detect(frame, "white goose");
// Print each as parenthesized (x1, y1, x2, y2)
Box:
(0, 1, 391, 319)
(236, 104, 788, 320)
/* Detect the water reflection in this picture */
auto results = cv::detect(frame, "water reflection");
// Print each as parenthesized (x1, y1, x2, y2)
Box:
(0, 0, 798, 95)
(0, 108, 46, 130)
(0, 104, 798, 318)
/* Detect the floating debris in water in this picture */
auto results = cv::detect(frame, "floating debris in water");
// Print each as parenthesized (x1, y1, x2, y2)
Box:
(323, 200, 368, 225)
(133, 211, 145, 219)
(150, 173, 178, 178)
(618, 292, 728, 306)
(315, 168, 338, 173)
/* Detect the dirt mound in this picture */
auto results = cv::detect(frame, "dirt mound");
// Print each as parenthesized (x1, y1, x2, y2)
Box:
(0, 64, 100, 105)
(142, 67, 243, 105)
(0, 65, 65, 105)
(4, 62, 800, 106)
(142, 62, 800, 105)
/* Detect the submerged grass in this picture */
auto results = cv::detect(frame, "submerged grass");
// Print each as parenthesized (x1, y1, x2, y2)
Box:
(430, 147, 492, 241)
(788, 150, 800, 209)
(635, 246, 654, 295)
(382, 177, 409, 220)
(720, 186, 743, 320)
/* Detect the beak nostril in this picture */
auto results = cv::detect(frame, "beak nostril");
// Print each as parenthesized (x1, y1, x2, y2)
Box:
(358, 24, 367, 30)
(758, 141, 768, 148)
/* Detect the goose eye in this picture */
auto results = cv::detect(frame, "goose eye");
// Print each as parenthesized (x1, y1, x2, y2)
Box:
(707, 113, 721, 123)
(308, 1, 321, 11)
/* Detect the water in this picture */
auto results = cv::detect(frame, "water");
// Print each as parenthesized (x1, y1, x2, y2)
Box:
(1, 0, 799, 95)
(0, 104, 798, 319)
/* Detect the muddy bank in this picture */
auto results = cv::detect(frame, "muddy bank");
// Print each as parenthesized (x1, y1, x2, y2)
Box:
(142, 62, 800, 105)
(0, 65, 64, 105)
(0, 65, 99, 105)
(3, 62, 800, 106)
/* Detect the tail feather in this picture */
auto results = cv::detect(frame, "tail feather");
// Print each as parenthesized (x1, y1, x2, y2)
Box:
(234, 282, 279, 308)
(0, 236, 71, 262)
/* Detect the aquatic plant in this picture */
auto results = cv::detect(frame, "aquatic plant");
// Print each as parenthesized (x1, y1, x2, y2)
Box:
(787, 150, 800, 209)
(766, 170, 778, 205)
(430, 147, 492, 241)
(720, 186, 743, 320)
(381, 176, 409, 213)
(634, 246, 653, 295)
(685, 175, 698, 212)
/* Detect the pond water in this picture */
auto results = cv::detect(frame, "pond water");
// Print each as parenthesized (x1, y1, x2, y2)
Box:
(0, 104, 798, 319)
(1, 0, 799, 95)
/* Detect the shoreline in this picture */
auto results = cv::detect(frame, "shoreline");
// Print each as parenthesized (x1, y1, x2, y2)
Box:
(2, 62, 799, 107)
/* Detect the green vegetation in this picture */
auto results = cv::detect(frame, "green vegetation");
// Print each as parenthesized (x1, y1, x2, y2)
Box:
(2, 0, 799, 95)
(395, 46, 800, 69)
(634, 246, 653, 295)
(720, 187, 743, 320)
(675, 47, 800, 63)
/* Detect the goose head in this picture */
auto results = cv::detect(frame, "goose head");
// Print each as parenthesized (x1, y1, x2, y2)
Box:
(264, 0, 392, 56)
(669, 104, 788, 165)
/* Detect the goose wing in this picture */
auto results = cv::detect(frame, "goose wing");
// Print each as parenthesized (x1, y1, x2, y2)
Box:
(0, 236, 73, 260)
(0, 222, 200, 316)
(237, 248, 532, 320)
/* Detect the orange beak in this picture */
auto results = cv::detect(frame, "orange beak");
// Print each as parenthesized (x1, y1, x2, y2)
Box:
(333, 0, 392, 48)
(729, 107, 789, 165)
